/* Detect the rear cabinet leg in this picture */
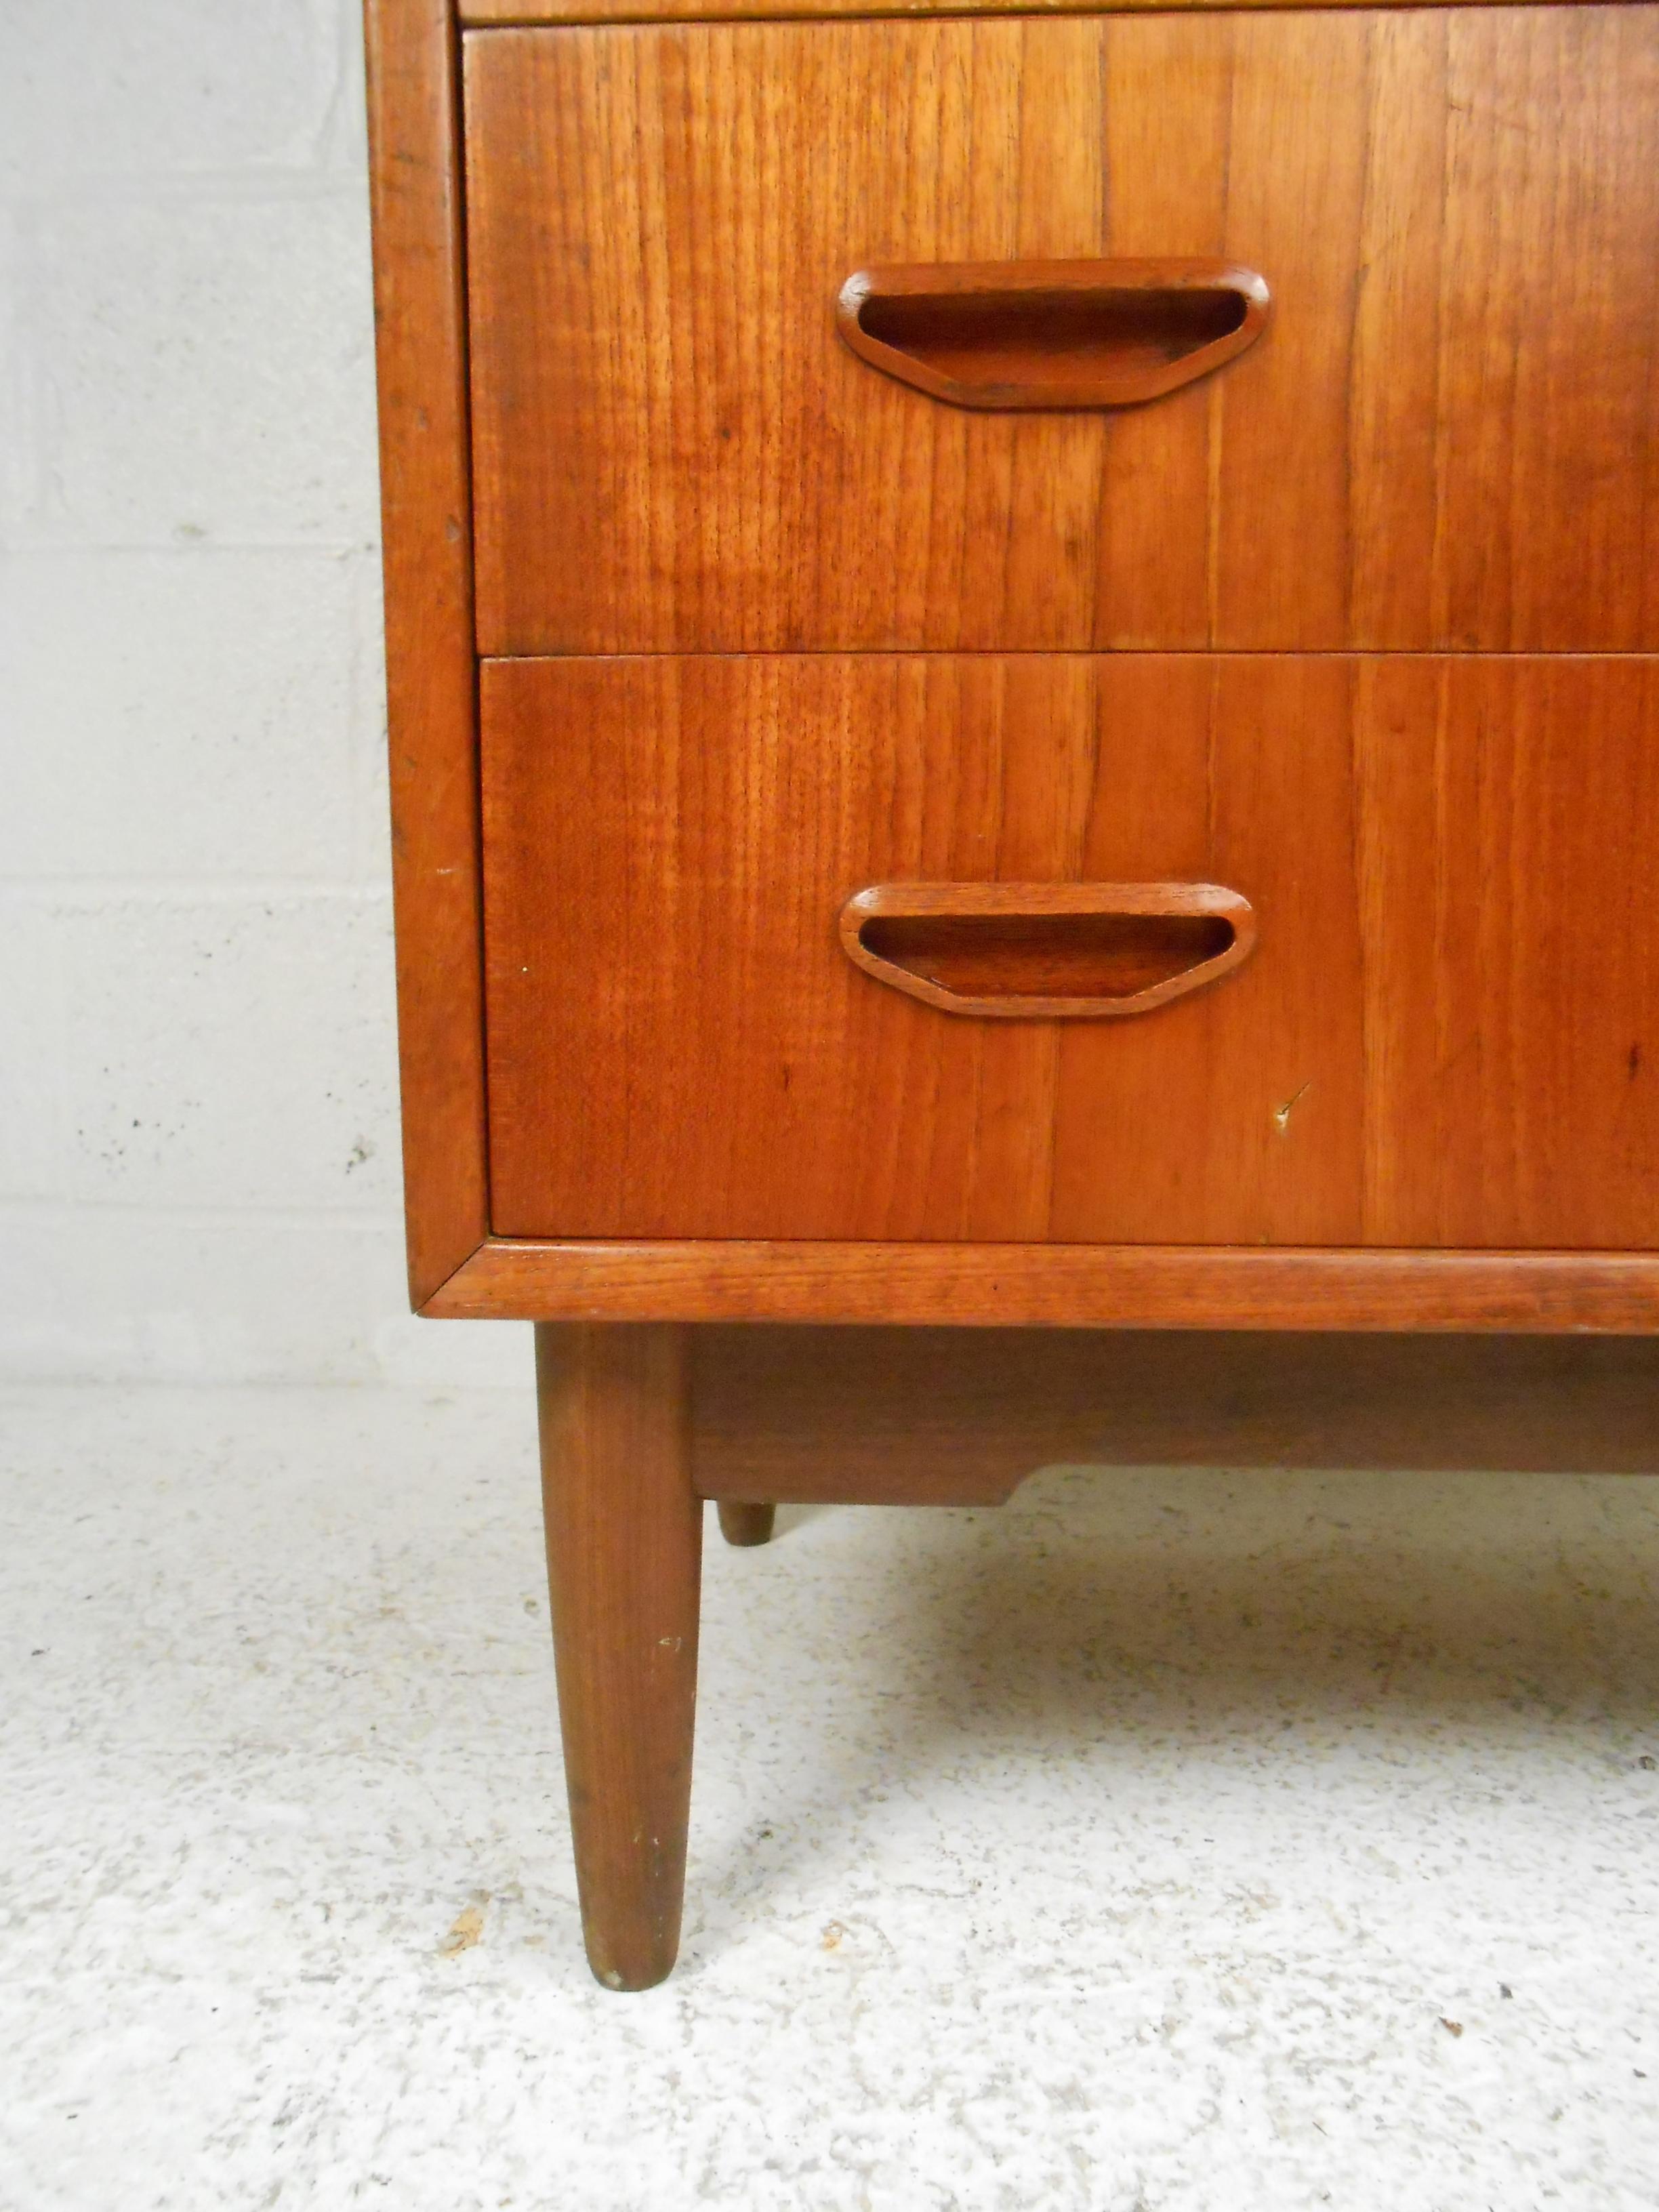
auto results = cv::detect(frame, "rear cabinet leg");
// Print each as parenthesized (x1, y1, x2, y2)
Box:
(716, 1500, 777, 1547)
(535, 1323, 701, 1990)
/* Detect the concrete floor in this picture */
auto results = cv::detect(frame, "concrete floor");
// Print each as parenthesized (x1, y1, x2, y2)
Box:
(4, 1382, 1659, 2210)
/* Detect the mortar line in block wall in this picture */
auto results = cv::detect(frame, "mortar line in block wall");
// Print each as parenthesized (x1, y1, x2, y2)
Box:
(0, 1199, 409, 1230)
(0, 882, 394, 905)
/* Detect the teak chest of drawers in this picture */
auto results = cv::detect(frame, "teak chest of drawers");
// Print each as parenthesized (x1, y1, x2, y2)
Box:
(365, 0, 1659, 1985)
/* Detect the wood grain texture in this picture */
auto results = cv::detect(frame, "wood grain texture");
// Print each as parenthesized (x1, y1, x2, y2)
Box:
(1355, 660, 1659, 1245)
(479, 653, 1659, 1250)
(431, 1242, 1659, 1332)
(460, 0, 1619, 26)
(536, 1324, 700, 1990)
(691, 1328, 1659, 1505)
(464, 9, 1659, 655)
(363, 0, 489, 1304)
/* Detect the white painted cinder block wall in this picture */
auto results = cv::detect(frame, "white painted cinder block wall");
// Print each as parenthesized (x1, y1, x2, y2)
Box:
(0, 0, 529, 1386)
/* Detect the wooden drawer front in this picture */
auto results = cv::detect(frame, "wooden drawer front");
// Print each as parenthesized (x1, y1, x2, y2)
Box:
(465, 9, 1659, 657)
(480, 655, 1659, 1247)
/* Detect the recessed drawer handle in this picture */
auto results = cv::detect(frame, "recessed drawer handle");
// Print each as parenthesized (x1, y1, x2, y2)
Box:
(840, 882, 1256, 1019)
(837, 258, 1270, 412)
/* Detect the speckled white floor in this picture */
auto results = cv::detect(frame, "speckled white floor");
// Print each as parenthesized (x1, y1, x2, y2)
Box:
(4, 1381, 1659, 2210)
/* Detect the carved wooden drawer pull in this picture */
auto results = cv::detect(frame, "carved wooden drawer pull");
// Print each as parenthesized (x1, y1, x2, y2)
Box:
(836, 258, 1271, 410)
(840, 882, 1257, 1018)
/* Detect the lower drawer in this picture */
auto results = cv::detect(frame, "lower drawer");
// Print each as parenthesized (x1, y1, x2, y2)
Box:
(480, 655, 1659, 1248)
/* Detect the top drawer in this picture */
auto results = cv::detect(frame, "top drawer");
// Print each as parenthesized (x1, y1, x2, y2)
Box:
(464, 7, 1659, 657)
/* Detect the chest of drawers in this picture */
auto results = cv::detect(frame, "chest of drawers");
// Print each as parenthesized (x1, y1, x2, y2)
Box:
(366, 0, 1659, 1985)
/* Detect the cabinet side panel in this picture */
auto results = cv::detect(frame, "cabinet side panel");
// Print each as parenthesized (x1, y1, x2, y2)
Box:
(365, 0, 489, 1303)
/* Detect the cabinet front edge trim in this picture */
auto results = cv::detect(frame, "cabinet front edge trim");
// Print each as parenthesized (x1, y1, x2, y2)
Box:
(422, 1240, 1659, 1330)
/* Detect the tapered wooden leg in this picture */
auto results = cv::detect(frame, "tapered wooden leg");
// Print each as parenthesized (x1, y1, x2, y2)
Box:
(716, 1500, 776, 1547)
(535, 1323, 701, 1991)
